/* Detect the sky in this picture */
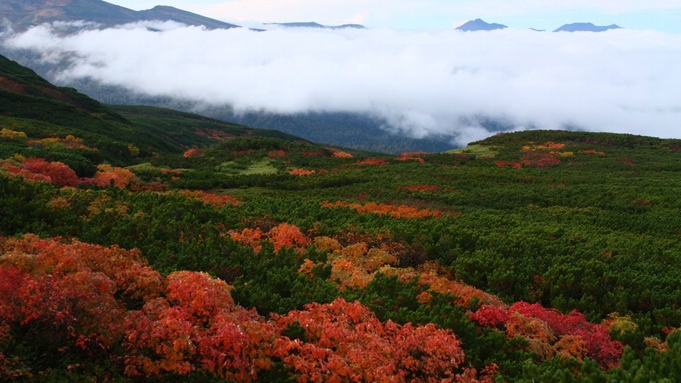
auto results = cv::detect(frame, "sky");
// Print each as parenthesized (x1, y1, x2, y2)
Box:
(106, 0, 681, 33)
(4, 20, 680, 145)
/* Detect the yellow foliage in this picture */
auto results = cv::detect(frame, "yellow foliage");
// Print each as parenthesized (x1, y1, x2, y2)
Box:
(604, 313, 638, 334)
(128, 144, 140, 157)
(1, 128, 27, 138)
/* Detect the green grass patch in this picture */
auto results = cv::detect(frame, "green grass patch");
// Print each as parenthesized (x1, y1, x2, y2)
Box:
(447, 144, 498, 158)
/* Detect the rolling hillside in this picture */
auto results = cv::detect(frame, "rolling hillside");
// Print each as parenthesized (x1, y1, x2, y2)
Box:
(0, 53, 311, 171)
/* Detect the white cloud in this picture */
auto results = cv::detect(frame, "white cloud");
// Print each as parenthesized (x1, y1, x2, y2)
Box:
(3, 22, 681, 145)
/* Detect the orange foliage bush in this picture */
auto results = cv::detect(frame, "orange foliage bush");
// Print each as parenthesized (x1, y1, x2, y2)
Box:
(521, 141, 566, 151)
(321, 200, 443, 219)
(268, 223, 312, 253)
(314, 240, 398, 290)
(555, 335, 588, 361)
(396, 152, 429, 163)
(183, 148, 203, 158)
(356, 158, 389, 166)
(267, 150, 287, 158)
(90, 164, 137, 188)
(176, 190, 243, 207)
(289, 168, 315, 176)
(331, 150, 353, 158)
(229, 223, 310, 254)
(125, 272, 275, 381)
(414, 271, 507, 308)
(272, 298, 466, 383)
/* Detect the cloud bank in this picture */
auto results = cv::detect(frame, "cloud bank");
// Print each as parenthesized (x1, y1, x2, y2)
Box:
(3, 22, 680, 145)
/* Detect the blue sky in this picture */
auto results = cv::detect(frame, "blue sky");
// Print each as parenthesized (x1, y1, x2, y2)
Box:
(108, 0, 681, 33)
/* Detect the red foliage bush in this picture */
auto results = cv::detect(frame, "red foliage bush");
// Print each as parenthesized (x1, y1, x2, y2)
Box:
(469, 305, 510, 328)
(509, 302, 623, 368)
(20, 158, 80, 186)
(267, 150, 287, 158)
(495, 161, 522, 169)
(520, 152, 562, 168)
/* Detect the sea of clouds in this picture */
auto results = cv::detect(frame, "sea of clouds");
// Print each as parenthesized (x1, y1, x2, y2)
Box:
(2, 21, 680, 145)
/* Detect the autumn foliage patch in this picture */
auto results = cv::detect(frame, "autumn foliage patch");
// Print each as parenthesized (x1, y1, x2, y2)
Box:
(183, 148, 203, 158)
(398, 184, 441, 192)
(229, 223, 311, 254)
(289, 168, 315, 176)
(321, 200, 443, 219)
(469, 302, 624, 368)
(176, 190, 244, 206)
(0, 235, 503, 382)
(356, 158, 389, 166)
(396, 152, 428, 163)
(272, 298, 472, 383)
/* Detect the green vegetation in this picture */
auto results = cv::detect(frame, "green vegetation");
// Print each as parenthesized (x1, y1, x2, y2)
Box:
(447, 143, 498, 158)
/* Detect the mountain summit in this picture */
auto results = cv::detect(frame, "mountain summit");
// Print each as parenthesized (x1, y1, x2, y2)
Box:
(553, 23, 622, 32)
(456, 19, 507, 32)
(264, 22, 366, 30)
(0, 0, 239, 32)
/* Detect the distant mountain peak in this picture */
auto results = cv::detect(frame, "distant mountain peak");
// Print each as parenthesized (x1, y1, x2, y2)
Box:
(264, 22, 366, 30)
(553, 22, 622, 32)
(456, 19, 507, 32)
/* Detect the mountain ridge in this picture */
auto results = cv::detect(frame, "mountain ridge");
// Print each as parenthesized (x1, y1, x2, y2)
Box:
(554, 22, 622, 32)
(0, 0, 239, 31)
(263, 22, 366, 30)
(456, 19, 507, 32)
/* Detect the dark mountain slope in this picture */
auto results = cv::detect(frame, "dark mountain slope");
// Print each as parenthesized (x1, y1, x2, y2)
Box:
(0, 54, 305, 167)
(0, 0, 238, 32)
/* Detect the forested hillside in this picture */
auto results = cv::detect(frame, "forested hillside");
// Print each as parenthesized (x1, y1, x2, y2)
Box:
(1, 55, 681, 382)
